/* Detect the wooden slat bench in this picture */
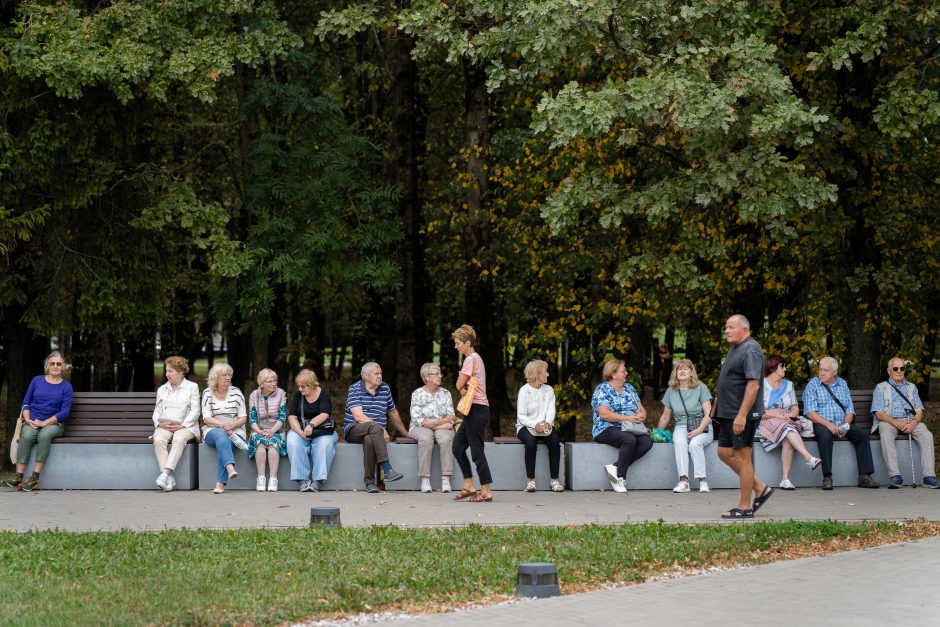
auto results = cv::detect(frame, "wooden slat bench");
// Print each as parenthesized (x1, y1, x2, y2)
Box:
(22, 392, 198, 490)
(753, 388, 927, 487)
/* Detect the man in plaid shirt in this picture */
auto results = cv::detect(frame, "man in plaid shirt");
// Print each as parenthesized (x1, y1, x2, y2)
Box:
(803, 356, 879, 490)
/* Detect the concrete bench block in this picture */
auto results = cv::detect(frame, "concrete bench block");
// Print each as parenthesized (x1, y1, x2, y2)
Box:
(198, 442, 414, 491)
(754, 440, 922, 487)
(385, 441, 565, 491)
(24, 443, 198, 490)
(384, 442, 451, 491)
(564, 442, 741, 490)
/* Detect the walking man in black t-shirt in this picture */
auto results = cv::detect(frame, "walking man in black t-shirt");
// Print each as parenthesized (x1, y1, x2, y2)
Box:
(715, 315, 774, 519)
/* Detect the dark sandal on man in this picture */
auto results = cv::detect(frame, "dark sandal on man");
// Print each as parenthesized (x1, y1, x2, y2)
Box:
(721, 507, 754, 519)
(453, 489, 478, 501)
(751, 486, 775, 514)
(467, 492, 493, 502)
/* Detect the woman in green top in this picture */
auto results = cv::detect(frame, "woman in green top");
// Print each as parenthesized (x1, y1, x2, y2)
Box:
(656, 359, 713, 493)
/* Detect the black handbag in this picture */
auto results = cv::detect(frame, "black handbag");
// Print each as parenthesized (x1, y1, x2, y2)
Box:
(301, 395, 334, 438)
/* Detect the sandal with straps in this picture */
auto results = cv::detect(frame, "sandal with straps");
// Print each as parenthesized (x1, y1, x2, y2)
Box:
(467, 492, 493, 503)
(453, 488, 478, 501)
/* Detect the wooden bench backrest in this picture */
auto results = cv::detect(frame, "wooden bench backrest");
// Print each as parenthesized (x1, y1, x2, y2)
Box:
(796, 389, 874, 433)
(61, 392, 158, 444)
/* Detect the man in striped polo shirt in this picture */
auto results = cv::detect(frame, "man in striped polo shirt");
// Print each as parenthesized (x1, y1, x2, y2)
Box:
(344, 362, 410, 492)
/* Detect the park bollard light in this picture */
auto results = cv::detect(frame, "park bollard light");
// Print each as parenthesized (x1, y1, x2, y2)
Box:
(515, 562, 560, 598)
(309, 507, 341, 527)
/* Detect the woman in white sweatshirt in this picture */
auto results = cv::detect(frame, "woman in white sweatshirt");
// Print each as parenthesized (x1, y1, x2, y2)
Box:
(516, 360, 563, 492)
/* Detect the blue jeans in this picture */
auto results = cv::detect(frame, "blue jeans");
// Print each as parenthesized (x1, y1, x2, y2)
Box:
(204, 428, 236, 484)
(286, 430, 338, 482)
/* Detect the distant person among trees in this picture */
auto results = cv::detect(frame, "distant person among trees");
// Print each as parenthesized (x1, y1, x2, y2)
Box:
(757, 355, 821, 490)
(9, 351, 72, 492)
(715, 315, 773, 519)
(516, 359, 563, 493)
(201, 363, 248, 494)
(343, 362, 409, 493)
(287, 369, 337, 493)
(656, 359, 713, 494)
(248, 368, 287, 492)
(152, 356, 200, 493)
(409, 362, 457, 493)
(872, 357, 938, 488)
(803, 356, 879, 490)
(591, 358, 652, 494)
(451, 324, 494, 502)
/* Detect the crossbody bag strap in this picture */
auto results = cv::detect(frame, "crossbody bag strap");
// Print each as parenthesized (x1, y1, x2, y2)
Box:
(299, 396, 307, 429)
(821, 381, 847, 412)
(676, 389, 691, 420)
(888, 382, 918, 413)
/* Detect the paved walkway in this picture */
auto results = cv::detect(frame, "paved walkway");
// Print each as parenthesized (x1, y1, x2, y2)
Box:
(388, 537, 940, 626)
(5, 486, 938, 627)
(2, 486, 939, 531)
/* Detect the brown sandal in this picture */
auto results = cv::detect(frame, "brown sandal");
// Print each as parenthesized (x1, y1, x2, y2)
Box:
(467, 492, 493, 502)
(453, 488, 478, 501)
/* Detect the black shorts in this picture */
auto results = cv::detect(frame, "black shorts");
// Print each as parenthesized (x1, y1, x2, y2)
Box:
(715, 417, 758, 449)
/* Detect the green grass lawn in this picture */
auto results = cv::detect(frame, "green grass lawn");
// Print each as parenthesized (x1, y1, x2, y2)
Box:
(1, 521, 935, 626)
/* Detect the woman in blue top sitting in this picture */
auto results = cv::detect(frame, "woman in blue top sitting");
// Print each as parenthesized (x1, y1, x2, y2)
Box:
(591, 358, 652, 494)
(10, 351, 73, 491)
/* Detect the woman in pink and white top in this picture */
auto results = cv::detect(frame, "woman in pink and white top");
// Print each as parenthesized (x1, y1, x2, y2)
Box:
(451, 324, 493, 502)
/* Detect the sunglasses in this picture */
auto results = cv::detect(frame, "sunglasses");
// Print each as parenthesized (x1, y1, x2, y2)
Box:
(892, 366, 905, 372)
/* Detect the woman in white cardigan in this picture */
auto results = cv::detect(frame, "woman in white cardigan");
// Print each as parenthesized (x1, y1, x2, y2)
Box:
(152, 356, 201, 492)
(516, 360, 563, 492)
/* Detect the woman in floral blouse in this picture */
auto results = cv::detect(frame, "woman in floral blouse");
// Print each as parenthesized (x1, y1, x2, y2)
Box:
(409, 362, 457, 493)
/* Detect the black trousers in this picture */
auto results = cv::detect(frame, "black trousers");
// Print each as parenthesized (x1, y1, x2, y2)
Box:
(453, 404, 492, 485)
(813, 423, 874, 477)
(594, 427, 653, 479)
(516, 428, 561, 479)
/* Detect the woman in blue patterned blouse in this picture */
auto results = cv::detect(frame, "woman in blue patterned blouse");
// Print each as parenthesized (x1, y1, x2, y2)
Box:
(591, 358, 652, 494)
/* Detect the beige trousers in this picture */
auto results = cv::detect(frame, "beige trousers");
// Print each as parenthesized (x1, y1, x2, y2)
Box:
(878, 421, 936, 477)
(409, 426, 455, 477)
(153, 427, 196, 471)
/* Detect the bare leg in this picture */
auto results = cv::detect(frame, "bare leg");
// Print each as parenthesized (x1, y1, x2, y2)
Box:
(784, 431, 813, 462)
(33, 462, 45, 473)
(267, 445, 280, 476)
(255, 447, 268, 475)
(781, 440, 794, 481)
(481, 482, 491, 497)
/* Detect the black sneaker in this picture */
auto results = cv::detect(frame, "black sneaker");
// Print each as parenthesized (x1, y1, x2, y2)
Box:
(384, 469, 404, 482)
(365, 483, 380, 493)
(21, 476, 39, 491)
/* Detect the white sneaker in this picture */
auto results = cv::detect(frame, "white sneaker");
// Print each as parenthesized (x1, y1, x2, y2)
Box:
(615, 478, 628, 494)
(155, 471, 170, 490)
(421, 478, 432, 493)
(230, 433, 249, 451)
(807, 456, 822, 470)
(779, 479, 796, 490)
(525, 480, 537, 493)
(698, 479, 710, 493)
(267, 477, 278, 492)
(441, 476, 451, 493)
(550, 479, 564, 492)
(604, 464, 620, 490)
(673, 480, 691, 493)
(256, 476, 266, 492)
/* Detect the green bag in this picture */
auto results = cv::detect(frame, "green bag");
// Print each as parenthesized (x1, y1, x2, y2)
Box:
(650, 428, 673, 443)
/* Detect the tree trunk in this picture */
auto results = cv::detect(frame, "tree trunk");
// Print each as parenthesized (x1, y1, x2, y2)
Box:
(388, 22, 427, 415)
(2, 310, 47, 467)
(461, 57, 507, 437)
